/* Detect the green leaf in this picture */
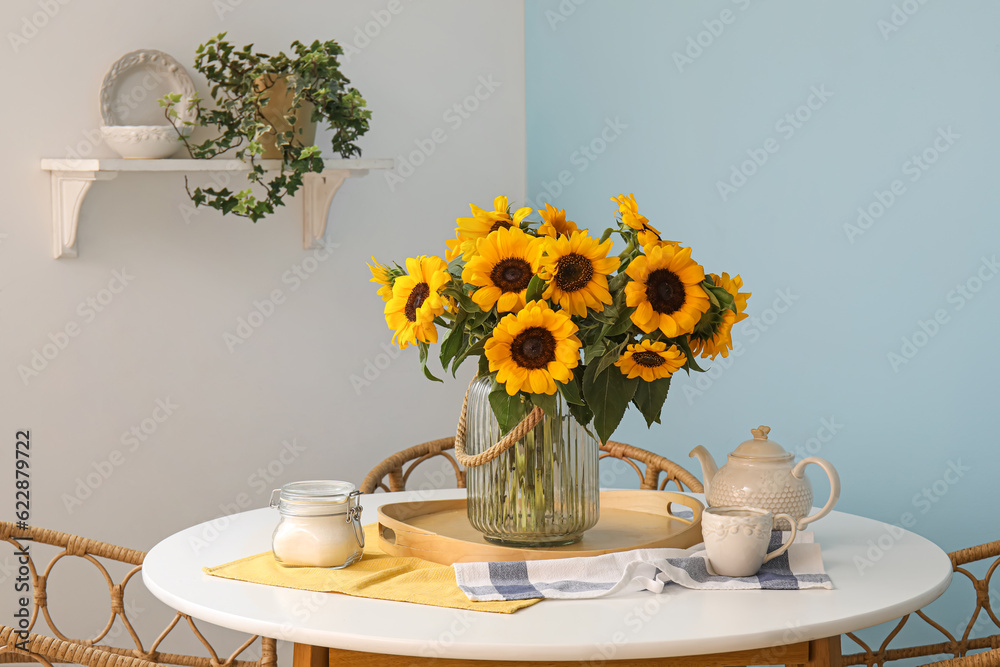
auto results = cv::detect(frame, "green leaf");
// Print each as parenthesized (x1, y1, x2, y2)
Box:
(529, 392, 559, 420)
(557, 375, 584, 405)
(451, 336, 486, 376)
(467, 306, 492, 330)
(583, 362, 638, 444)
(602, 306, 636, 338)
(567, 400, 594, 428)
(673, 336, 706, 373)
(631, 377, 671, 428)
(595, 340, 627, 377)
(704, 284, 721, 309)
(478, 353, 491, 377)
(590, 305, 618, 325)
(442, 286, 479, 313)
(609, 271, 629, 293)
(418, 342, 443, 383)
(489, 383, 525, 434)
(599, 227, 614, 244)
(584, 341, 608, 365)
(439, 313, 467, 370)
(525, 275, 546, 303)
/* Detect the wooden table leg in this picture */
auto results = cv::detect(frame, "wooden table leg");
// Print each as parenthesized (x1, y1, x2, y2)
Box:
(788, 637, 843, 667)
(294, 643, 330, 667)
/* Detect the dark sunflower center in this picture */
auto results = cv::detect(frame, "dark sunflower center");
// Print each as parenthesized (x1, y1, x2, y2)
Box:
(555, 253, 594, 292)
(632, 350, 666, 368)
(489, 220, 514, 233)
(404, 282, 430, 322)
(646, 269, 686, 314)
(490, 258, 533, 293)
(510, 327, 557, 370)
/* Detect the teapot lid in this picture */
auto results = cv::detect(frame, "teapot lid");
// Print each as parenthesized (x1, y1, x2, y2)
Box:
(731, 426, 792, 460)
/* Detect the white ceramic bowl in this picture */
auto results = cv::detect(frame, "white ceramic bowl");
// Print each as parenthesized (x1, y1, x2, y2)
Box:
(101, 125, 189, 159)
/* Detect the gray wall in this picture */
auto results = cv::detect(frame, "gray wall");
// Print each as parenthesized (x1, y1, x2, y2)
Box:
(0, 0, 525, 659)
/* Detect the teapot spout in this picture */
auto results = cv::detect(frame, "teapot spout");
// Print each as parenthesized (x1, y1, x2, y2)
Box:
(688, 445, 717, 498)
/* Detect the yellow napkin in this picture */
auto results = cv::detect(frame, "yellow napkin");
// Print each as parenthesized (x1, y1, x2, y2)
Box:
(204, 524, 539, 614)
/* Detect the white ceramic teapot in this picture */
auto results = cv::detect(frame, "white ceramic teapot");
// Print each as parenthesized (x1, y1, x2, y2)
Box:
(689, 425, 841, 530)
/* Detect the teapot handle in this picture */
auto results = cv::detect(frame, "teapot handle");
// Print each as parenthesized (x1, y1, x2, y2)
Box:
(791, 457, 841, 530)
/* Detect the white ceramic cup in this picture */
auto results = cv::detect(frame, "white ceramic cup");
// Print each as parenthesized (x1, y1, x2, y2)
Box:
(701, 506, 798, 577)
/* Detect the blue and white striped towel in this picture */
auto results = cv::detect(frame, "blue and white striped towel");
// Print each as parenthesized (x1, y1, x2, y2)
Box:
(454, 531, 832, 601)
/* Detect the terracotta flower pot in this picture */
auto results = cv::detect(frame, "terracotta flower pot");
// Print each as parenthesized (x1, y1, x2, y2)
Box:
(254, 74, 317, 159)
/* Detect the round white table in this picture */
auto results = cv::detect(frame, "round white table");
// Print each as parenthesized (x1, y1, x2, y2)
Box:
(143, 489, 951, 666)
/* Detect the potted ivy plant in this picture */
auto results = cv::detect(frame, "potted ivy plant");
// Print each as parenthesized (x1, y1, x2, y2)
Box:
(162, 33, 372, 221)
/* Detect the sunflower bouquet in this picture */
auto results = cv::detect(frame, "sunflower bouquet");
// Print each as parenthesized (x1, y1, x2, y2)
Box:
(369, 194, 750, 445)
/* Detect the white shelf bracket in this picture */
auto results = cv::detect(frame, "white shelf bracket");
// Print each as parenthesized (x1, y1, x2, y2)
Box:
(41, 158, 392, 258)
(302, 169, 363, 249)
(50, 170, 118, 259)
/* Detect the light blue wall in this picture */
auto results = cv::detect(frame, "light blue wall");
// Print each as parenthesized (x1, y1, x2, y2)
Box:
(525, 0, 999, 614)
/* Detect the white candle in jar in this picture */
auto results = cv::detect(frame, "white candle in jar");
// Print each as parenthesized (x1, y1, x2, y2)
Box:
(269, 481, 364, 569)
(272, 514, 361, 567)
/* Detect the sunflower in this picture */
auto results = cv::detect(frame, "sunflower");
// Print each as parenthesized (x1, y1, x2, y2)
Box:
(538, 230, 620, 317)
(610, 193, 679, 248)
(624, 244, 710, 337)
(485, 300, 581, 395)
(384, 256, 450, 349)
(446, 195, 533, 261)
(690, 273, 751, 359)
(537, 203, 578, 238)
(713, 272, 751, 322)
(615, 340, 686, 382)
(368, 256, 395, 302)
(462, 226, 546, 313)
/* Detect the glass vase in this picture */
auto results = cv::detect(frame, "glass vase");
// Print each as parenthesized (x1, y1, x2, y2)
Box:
(464, 376, 599, 547)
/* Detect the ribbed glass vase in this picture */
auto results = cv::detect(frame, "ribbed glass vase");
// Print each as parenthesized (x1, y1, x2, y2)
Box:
(464, 376, 599, 547)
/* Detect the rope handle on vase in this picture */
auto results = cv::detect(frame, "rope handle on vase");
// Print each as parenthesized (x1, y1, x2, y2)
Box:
(453, 375, 546, 467)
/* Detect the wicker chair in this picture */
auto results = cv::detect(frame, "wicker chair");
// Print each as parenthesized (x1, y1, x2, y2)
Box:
(843, 539, 1000, 667)
(0, 521, 276, 667)
(360, 436, 703, 493)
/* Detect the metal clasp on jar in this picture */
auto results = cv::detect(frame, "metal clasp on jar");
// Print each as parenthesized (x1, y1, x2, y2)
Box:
(347, 489, 365, 548)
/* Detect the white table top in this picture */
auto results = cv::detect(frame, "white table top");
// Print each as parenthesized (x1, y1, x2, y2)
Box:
(143, 489, 952, 661)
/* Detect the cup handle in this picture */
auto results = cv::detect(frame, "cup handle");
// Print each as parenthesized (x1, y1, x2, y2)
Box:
(791, 456, 841, 530)
(763, 513, 799, 563)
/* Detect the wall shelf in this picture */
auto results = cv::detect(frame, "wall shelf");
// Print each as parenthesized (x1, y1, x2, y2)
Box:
(39, 158, 394, 258)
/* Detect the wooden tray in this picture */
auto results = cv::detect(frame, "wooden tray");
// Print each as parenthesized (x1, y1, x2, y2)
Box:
(376, 490, 703, 565)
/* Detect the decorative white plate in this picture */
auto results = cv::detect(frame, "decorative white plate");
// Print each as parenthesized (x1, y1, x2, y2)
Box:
(100, 49, 197, 127)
